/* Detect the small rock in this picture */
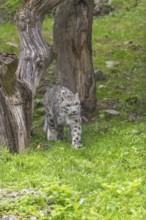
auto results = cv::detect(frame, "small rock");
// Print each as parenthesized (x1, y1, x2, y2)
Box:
(2, 215, 19, 220)
(98, 85, 107, 89)
(106, 60, 120, 68)
(103, 109, 120, 115)
(30, 217, 37, 220)
(123, 39, 133, 45)
(94, 70, 106, 81)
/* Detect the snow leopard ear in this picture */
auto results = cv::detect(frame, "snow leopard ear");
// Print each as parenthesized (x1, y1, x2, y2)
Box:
(75, 93, 80, 101)
(61, 90, 67, 101)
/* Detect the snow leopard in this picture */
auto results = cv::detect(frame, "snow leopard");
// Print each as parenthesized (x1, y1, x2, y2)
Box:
(44, 85, 82, 148)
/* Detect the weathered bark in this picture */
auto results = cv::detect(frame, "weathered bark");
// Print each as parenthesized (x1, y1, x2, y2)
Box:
(0, 52, 32, 152)
(54, 0, 96, 114)
(15, 0, 64, 95)
(0, 0, 65, 152)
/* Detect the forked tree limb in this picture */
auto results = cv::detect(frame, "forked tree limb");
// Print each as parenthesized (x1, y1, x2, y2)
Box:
(15, 0, 65, 95)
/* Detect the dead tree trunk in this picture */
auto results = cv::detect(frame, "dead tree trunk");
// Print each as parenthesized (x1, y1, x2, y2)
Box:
(0, 0, 65, 153)
(0, 52, 32, 152)
(54, 0, 96, 114)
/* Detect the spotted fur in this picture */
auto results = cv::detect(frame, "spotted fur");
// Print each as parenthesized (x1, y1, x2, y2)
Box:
(44, 85, 82, 148)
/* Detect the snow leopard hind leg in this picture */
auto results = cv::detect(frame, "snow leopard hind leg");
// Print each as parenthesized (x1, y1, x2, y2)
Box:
(44, 108, 58, 141)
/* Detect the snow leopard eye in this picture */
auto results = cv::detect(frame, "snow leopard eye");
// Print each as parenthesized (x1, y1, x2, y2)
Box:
(75, 102, 79, 106)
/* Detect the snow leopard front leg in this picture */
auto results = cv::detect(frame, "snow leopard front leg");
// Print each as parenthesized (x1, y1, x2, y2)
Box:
(70, 119, 82, 148)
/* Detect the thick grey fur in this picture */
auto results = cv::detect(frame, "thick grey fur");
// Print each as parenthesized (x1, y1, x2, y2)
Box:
(44, 85, 82, 148)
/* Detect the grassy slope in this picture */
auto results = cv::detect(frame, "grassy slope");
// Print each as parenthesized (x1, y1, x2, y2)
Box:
(0, 0, 146, 219)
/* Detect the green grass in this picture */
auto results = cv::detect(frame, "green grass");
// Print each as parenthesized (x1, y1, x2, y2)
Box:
(0, 0, 22, 15)
(0, 0, 146, 219)
(0, 23, 19, 54)
(92, 0, 146, 114)
(1, 120, 146, 219)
